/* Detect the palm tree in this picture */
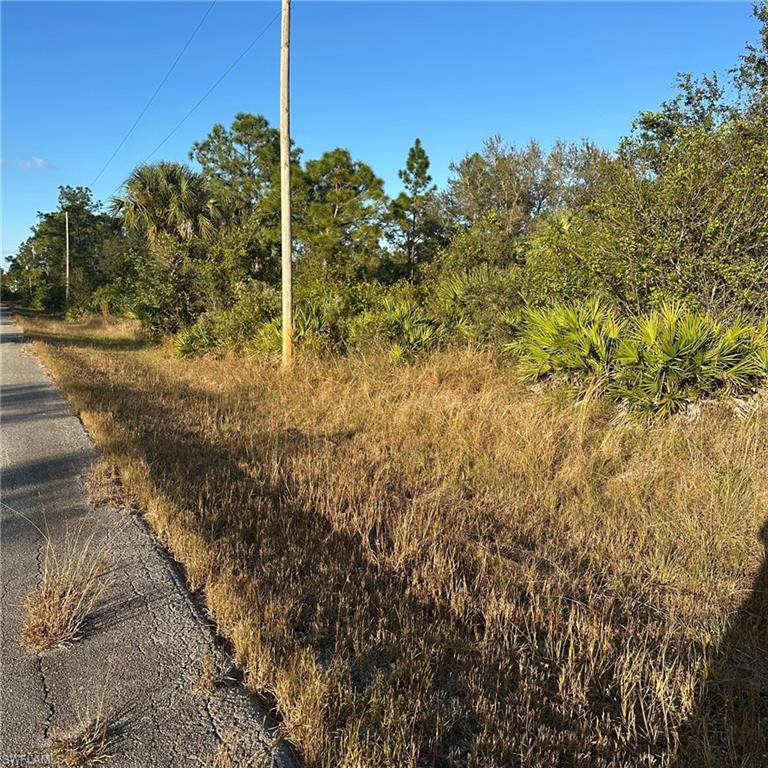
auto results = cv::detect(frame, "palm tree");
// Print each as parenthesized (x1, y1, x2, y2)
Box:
(111, 162, 220, 243)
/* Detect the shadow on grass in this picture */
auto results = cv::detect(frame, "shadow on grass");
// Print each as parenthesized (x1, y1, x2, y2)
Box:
(8, 305, 65, 320)
(22, 329, 152, 352)
(85, 387, 502, 761)
(15, 316, 768, 763)
(42, 346, 716, 766)
(3, 305, 151, 351)
(673, 523, 768, 767)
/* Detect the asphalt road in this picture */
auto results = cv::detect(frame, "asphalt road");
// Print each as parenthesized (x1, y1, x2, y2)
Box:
(0, 305, 292, 767)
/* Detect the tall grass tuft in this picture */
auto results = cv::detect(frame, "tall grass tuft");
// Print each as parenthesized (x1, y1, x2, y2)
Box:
(22, 534, 108, 651)
(51, 699, 113, 767)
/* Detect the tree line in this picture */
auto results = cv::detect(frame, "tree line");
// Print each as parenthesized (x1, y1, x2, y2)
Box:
(4, 5, 767, 361)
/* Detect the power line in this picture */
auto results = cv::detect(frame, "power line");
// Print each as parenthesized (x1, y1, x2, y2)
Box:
(138, 6, 282, 168)
(107, 5, 281, 203)
(89, 0, 217, 188)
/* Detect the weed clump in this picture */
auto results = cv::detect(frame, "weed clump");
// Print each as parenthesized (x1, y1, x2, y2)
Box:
(86, 461, 136, 514)
(22, 536, 107, 652)
(50, 708, 112, 767)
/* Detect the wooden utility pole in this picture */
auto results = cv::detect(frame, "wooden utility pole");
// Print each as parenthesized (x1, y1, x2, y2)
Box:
(279, 0, 293, 368)
(29, 246, 35, 302)
(65, 211, 70, 308)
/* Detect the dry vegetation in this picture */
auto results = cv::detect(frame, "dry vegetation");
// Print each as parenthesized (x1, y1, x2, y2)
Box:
(86, 460, 137, 514)
(208, 736, 277, 768)
(195, 649, 233, 697)
(22, 533, 108, 652)
(50, 705, 113, 767)
(18, 314, 768, 767)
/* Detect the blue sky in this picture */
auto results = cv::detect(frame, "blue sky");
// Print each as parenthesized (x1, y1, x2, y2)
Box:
(0, 1, 761, 265)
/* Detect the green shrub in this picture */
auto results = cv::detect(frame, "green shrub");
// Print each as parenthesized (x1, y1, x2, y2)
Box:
(293, 303, 334, 350)
(514, 299, 768, 418)
(172, 281, 279, 357)
(517, 212, 599, 308)
(207, 281, 280, 349)
(174, 322, 220, 358)
(612, 304, 768, 417)
(128, 233, 209, 334)
(427, 263, 522, 342)
(89, 281, 135, 317)
(251, 317, 283, 354)
(426, 212, 518, 274)
(64, 306, 89, 322)
(378, 295, 437, 361)
(289, 281, 439, 360)
(249, 303, 334, 356)
(512, 299, 625, 385)
(337, 282, 411, 349)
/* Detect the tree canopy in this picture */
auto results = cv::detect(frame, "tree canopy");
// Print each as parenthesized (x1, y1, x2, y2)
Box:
(5, 4, 766, 351)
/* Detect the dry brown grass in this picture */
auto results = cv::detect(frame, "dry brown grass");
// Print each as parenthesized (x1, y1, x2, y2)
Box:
(22, 534, 108, 652)
(195, 650, 220, 697)
(17, 313, 768, 767)
(50, 705, 112, 767)
(195, 648, 233, 696)
(86, 460, 136, 514)
(207, 736, 276, 768)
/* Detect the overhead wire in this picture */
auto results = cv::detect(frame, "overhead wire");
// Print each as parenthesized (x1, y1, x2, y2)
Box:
(140, 7, 282, 165)
(89, 0, 218, 188)
(107, 6, 282, 202)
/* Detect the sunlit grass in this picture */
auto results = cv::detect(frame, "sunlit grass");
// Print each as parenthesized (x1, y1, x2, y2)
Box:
(17, 313, 768, 767)
(22, 533, 108, 653)
(50, 696, 113, 768)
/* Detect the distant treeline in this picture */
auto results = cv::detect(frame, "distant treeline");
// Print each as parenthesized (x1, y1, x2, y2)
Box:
(5, 5, 767, 361)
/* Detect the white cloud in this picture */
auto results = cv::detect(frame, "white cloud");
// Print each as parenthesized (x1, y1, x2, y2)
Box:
(32, 157, 56, 170)
(2, 157, 57, 171)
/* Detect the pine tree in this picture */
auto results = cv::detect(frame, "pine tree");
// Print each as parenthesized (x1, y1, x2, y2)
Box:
(391, 138, 442, 276)
(303, 148, 387, 280)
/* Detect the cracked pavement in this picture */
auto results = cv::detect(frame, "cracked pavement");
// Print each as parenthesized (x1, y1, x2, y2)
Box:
(0, 306, 295, 767)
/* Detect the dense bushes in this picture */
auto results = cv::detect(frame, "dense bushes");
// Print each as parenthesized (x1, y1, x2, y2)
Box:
(516, 300, 768, 417)
(175, 281, 439, 360)
(172, 283, 768, 420)
(174, 280, 279, 356)
(614, 306, 768, 416)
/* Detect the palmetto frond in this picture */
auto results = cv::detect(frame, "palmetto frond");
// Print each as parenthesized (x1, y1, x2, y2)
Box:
(511, 298, 623, 385)
(612, 303, 768, 417)
(513, 299, 768, 418)
(111, 161, 219, 243)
